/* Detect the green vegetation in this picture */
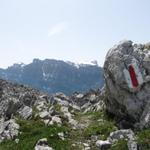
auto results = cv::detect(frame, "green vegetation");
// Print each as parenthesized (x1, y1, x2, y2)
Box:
(82, 111, 117, 140)
(136, 129, 150, 150)
(71, 111, 117, 149)
(32, 106, 40, 118)
(83, 120, 116, 140)
(0, 118, 71, 150)
(0, 110, 149, 150)
(109, 139, 128, 150)
(108, 128, 150, 150)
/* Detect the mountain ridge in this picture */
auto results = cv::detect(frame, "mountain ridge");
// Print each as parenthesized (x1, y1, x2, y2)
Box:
(0, 59, 104, 95)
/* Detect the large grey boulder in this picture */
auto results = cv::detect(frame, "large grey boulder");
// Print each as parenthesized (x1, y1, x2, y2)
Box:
(104, 40, 150, 129)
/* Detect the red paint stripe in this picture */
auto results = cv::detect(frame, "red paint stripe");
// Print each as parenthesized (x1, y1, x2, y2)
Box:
(128, 65, 139, 88)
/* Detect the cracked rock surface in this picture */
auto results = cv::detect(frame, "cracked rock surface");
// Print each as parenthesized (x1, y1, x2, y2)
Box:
(104, 40, 150, 129)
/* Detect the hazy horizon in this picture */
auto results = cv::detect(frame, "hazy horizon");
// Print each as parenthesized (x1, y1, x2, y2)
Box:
(1, 0, 150, 68)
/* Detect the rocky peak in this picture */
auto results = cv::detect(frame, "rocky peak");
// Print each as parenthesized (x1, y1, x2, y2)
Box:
(0, 59, 104, 95)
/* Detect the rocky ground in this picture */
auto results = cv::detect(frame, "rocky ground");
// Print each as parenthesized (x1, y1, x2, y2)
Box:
(0, 40, 150, 150)
(0, 78, 149, 150)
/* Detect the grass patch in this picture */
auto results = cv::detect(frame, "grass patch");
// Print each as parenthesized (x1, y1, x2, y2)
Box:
(83, 111, 117, 140)
(109, 139, 128, 150)
(74, 111, 117, 141)
(0, 110, 131, 150)
(136, 129, 150, 150)
(83, 120, 116, 140)
(0, 118, 71, 150)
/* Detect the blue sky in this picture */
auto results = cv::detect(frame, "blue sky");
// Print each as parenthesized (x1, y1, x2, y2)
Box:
(0, 0, 150, 68)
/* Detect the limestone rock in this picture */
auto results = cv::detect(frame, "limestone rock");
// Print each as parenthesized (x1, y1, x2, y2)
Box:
(60, 106, 79, 129)
(36, 101, 48, 112)
(0, 79, 51, 120)
(96, 140, 111, 150)
(83, 143, 90, 150)
(0, 119, 19, 142)
(108, 129, 137, 150)
(58, 132, 65, 140)
(127, 140, 137, 150)
(18, 106, 32, 119)
(49, 116, 62, 126)
(15, 138, 19, 144)
(104, 40, 150, 128)
(109, 129, 135, 142)
(39, 111, 51, 119)
(35, 138, 54, 150)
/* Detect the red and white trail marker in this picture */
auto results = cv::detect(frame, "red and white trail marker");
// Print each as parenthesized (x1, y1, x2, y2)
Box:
(128, 65, 139, 88)
(123, 62, 143, 90)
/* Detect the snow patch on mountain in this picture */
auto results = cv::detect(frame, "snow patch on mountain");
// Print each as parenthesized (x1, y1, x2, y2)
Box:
(66, 60, 98, 69)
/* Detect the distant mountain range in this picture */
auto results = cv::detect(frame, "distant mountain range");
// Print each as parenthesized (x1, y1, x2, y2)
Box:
(0, 59, 104, 95)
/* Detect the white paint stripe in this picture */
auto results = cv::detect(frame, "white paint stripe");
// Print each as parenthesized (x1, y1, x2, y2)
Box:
(132, 62, 143, 85)
(123, 69, 133, 89)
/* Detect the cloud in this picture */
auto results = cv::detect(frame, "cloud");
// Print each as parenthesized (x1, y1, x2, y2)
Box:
(48, 21, 68, 37)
